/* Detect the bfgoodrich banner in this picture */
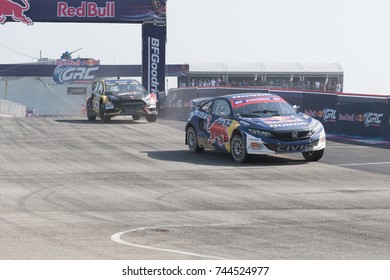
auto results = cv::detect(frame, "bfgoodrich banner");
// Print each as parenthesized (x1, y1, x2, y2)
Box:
(142, 22, 166, 95)
(0, 0, 166, 24)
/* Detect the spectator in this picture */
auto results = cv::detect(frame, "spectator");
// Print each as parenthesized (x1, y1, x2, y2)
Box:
(336, 82, 342, 92)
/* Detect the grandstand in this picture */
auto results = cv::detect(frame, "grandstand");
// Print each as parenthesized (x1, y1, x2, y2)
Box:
(177, 62, 344, 92)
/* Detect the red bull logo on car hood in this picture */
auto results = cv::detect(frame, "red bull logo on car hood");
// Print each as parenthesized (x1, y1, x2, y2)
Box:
(0, 0, 33, 25)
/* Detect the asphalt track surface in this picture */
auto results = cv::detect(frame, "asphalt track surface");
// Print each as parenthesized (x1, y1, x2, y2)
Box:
(0, 116, 389, 260)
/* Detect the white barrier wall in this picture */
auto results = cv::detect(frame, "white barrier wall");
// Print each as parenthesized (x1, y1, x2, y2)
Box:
(0, 77, 88, 116)
(0, 99, 26, 117)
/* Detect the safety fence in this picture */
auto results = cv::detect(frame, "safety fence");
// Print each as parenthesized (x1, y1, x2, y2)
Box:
(0, 99, 27, 118)
(159, 87, 390, 141)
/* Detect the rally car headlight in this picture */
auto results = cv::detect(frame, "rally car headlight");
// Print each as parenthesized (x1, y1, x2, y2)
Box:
(144, 93, 157, 107)
(107, 95, 119, 101)
(309, 121, 323, 136)
(248, 129, 273, 138)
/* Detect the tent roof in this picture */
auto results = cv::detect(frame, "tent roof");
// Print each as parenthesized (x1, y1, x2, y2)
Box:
(187, 62, 343, 75)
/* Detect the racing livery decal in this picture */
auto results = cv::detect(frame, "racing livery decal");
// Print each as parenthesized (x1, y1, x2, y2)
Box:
(206, 115, 232, 146)
(261, 115, 308, 128)
(230, 95, 282, 108)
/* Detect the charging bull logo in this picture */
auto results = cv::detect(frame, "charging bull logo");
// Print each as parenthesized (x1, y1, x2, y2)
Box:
(0, 0, 33, 25)
(207, 115, 232, 146)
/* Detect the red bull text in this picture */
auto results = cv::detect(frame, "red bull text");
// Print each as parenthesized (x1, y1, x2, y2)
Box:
(57, 1, 115, 18)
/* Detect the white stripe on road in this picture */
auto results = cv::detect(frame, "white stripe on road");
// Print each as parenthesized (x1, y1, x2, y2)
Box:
(338, 162, 390, 167)
(111, 223, 238, 260)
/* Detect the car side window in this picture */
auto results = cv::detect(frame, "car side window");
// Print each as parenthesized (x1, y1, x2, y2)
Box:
(212, 99, 231, 117)
(92, 81, 99, 93)
(97, 83, 104, 94)
(200, 100, 212, 114)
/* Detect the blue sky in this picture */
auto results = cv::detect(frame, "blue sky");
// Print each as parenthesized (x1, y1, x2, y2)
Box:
(1, 0, 389, 94)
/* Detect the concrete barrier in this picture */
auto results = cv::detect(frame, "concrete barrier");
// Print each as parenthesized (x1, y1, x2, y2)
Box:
(0, 99, 26, 117)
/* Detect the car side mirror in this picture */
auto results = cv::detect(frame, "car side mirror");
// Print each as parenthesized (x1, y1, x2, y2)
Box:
(293, 105, 300, 112)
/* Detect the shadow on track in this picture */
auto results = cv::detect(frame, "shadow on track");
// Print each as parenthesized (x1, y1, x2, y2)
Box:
(144, 149, 308, 167)
(54, 119, 149, 125)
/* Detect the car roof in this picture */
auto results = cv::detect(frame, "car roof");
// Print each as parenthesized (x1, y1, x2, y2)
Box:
(219, 93, 281, 100)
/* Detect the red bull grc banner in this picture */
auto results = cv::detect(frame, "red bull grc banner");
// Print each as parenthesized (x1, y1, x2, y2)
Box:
(53, 58, 100, 84)
(0, 0, 166, 24)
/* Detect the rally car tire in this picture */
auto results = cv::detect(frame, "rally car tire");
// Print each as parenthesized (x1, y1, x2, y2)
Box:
(99, 104, 110, 123)
(230, 134, 248, 163)
(132, 114, 141, 121)
(146, 114, 157, 123)
(302, 149, 324, 161)
(186, 127, 204, 153)
(86, 101, 96, 121)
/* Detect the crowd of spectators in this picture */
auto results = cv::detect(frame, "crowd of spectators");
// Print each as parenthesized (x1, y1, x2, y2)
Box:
(180, 77, 343, 92)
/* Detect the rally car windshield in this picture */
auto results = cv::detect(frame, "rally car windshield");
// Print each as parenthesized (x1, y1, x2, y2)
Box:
(234, 101, 297, 117)
(106, 83, 146, 93)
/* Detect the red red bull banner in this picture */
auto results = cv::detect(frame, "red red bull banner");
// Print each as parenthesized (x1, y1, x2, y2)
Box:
(0, 0, 166, 25)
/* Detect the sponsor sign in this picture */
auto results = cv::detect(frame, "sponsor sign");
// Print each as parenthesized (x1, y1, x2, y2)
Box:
(57, 1, 115, 18)
(302, 92, 338, 133)
(336, 95, 387, 139)
(142, 22, 166, 95)
(53, 58, 100, 84)
(0, 0, 166, 24)
(67, 87, 87, 95)
(337, 112, 383, 127)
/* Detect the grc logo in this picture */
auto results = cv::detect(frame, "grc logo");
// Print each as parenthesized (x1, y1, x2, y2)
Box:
(323, 108, 336, 122)
(57, 1, 115, 18)
(0, 0, 33, 25)
(53, 66, 99, 84)
(364, 112, 383, 127)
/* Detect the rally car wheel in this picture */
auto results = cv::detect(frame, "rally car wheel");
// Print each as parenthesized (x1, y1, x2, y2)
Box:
(86, 100, 96, 121)
(230, 134, 248, 163)
(146, 114, 157, 123)
(186, 127, 204, 153)
(99, 104, 110, 123)
(302, 149, 324, 161)
(132, 114, 141, 121)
